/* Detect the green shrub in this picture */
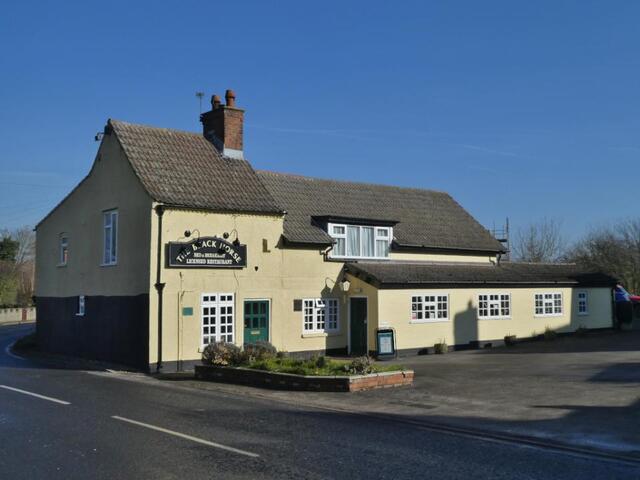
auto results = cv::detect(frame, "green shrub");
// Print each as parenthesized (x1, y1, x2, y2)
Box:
(344, 356, 374, 375)
(244, 341, 277, 361)
(544, 326, 557, 341)
(201, 342, 241, 366)
(315, 356, 327, 368)
(504, 334, 517, 346)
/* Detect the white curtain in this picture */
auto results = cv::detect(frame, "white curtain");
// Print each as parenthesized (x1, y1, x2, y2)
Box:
(347, 226, 360, 257)
(362, 227, 374, 257)
(376, 239, 389, 257)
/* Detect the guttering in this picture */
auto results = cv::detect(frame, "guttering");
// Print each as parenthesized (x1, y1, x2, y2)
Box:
(373, 280, 616, 290)
(391, 242, 506, 255)
(154, 204, 166, 373)
(156, 203, 285, 217)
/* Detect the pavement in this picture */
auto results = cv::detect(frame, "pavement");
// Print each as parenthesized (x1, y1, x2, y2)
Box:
(160, 329, 640, 458)
(1, 323, 639, 479)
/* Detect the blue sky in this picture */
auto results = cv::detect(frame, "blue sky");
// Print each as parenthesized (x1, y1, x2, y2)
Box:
(0, 1, 637, 242)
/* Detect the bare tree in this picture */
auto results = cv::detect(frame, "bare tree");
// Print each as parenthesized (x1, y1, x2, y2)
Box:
(512, 218, 565, 263)
(566, 220, 640, 294)
(11, 226, 35, 266)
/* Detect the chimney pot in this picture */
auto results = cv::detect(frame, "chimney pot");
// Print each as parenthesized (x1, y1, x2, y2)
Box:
(225, 89, 236, 107)
(200, 88, 244, 159)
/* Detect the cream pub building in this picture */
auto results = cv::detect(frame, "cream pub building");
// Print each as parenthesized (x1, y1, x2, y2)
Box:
(35, 90, 616, 371)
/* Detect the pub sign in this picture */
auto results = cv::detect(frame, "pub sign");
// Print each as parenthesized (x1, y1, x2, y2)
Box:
(167, 236, 247, 269)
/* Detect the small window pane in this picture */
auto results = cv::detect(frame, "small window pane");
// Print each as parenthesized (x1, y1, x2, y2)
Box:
(376, 239, 389, 258)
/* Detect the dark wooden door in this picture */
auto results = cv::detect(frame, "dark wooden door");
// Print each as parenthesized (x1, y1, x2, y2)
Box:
(350, 298, 368, 356)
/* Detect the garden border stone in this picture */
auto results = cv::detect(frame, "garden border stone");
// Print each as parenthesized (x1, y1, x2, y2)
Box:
(194, 365, 414, 392)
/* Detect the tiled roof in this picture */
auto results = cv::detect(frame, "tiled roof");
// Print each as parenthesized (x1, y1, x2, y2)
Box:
(109, 119, 282, 214)
(345, 261, 617, 288)
(257, 171, 505, 252)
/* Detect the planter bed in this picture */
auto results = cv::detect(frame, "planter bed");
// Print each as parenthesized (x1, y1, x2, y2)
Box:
(194, 365, 414, 392)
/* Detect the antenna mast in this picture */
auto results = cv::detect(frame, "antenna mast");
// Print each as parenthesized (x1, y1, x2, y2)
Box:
(195, 91, 205, 113)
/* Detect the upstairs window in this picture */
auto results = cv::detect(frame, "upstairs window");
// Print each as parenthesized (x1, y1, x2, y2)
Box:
(103, 210, 118, 265)
(59, 235, 68, 265)
(329, 223, 391, 259)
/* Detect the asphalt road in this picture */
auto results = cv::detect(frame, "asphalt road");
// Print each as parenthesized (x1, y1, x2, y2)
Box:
(0, 324, 638, 480)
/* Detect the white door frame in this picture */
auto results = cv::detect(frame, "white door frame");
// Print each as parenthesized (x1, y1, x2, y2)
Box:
(348, 295, 368, 355)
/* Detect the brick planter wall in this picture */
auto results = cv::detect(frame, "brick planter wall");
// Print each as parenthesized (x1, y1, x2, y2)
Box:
(194, 365, 414, 392)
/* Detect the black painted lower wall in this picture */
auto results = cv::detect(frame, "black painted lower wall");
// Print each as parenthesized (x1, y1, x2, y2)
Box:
(36, 295, 149, 370)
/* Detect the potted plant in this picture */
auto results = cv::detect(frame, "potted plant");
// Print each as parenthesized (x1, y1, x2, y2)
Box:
(433, 340, 448, 354)
(543, 326, 557, 341)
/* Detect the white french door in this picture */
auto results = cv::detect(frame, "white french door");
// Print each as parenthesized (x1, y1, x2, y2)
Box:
(201, 293, 235, 345)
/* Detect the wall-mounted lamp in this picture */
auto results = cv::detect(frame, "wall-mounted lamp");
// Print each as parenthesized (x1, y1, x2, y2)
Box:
(183, 229, 201, 246)
(223, 229, 241, 246)
(340, 277, 351, 293)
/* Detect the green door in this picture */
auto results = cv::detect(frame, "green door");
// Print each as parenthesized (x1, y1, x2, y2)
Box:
(244, 300, 269, 344)
(350, 298, 368, 356)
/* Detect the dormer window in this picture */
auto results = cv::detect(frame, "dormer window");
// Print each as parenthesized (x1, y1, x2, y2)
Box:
(328, 223, 391, 259)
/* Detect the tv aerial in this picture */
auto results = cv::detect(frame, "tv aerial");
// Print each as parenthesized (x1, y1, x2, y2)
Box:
(195, 91, 205, 113)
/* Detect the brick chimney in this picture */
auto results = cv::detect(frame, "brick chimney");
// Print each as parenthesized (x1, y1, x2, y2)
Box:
(200, 89, 244, 159)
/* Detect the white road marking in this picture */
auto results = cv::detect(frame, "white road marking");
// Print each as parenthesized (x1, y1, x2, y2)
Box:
(111, 415, 260, 458)
(4, 342, 25, 361)
(0, 385, 71, 405)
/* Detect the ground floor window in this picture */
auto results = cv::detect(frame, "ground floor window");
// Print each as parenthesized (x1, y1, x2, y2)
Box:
(577, 291, 588, 315)
(478, 293, 510, 319)
(411, 294, 449, 322)
(534, 292, 563, 316)
(303, 298, 339, 333)
(201, 293, 234, 345)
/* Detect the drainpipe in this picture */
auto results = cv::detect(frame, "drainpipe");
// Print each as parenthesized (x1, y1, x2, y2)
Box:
(154, 205, 166, 373)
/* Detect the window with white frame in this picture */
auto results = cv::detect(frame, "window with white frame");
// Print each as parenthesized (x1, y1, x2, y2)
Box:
(303, 298, 339, 333)
(478, 293, 511, 319)
(411, 294, 449, 322)
(577, 291, 588, 315)
(534, 292, 563, 316)
(59, 235, 68, 265)
(77, 295, 85, 316)
(201, 293, 234, 345)
(328, 223, 391, 259)
(103, 210, 118, 265)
